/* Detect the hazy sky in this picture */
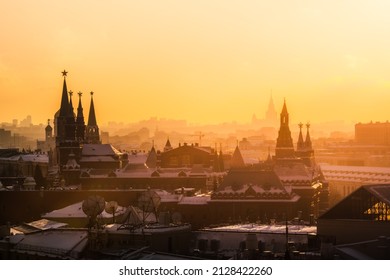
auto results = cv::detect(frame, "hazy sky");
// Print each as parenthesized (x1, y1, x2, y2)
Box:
(1, 1, 390, 125)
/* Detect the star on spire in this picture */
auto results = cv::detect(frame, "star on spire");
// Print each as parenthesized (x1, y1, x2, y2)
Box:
(69, 90, 73, 97)
(62, 70, 68, 77)
(78, 91, 82, 97)
(90, 91, 94, 96)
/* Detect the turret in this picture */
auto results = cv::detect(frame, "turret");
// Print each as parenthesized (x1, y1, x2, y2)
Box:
(85, 91, 101, 144)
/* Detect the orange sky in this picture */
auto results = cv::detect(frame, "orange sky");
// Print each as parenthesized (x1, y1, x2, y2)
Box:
(1, 1, 390, 125)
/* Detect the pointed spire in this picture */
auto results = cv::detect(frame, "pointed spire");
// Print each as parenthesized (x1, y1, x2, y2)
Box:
(68, 90, 75, 117)
(231, 144, 245, 168)
(164, 137, 172, 152)
(59, 70, 70, 117)
(146, 144, 157, 168)
(305, 122, 312, 150)
(85, 91, 100, 144)
(87, 91, 97, 126)
(266, 146, 272, 162)
(281, 98, 288, 115)
(218, 143, 224, 171)
(77, 92, 84, 119)
(275, 99, 295, 158)
(297, 122, 305, 151)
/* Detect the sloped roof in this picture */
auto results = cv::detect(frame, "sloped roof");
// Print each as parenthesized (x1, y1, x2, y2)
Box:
(42, 201, 126, 219)
(319, 184, 390, 220)
(220, 168, 284, 189)
(82, 144, 121, 156)
(230, 145, 245, 168)
(274, 161, 313, 182)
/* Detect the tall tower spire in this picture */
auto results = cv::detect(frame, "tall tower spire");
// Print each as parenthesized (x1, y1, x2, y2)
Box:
(297, 122, 305, 151)
(85, 91, 100, 144)
(76, 92, 85, 142)
(305, 123, 312, 150)
(68, 90, 75, 117)
(275, 99, 295, 158)
(87, 91, 97, 126)
(59, 70, 70, 117)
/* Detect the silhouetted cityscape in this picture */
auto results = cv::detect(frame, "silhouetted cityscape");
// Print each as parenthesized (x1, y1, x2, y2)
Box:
(0, 71, 389, 260)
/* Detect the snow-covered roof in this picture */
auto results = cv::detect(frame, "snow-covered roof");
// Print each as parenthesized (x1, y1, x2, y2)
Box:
(105, 223, 191, 234)
(5, 154, 48, 163)
(204, 223, 316, 235)
(274, 162, 313, 181)
(178, 196, 210, 205)
(82, 144, 122, 156)
(27, 219, 68, 230)
(12, 229, 88, 259)
(42, 201, 127, 219)
(80, 156, 117, 162)
(320, 164, 390, 184)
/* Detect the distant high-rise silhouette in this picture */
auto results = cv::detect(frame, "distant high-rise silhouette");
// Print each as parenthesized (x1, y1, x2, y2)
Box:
(265, 93, 277, 124)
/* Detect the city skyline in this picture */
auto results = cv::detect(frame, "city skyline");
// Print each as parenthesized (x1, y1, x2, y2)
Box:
(2, 1, 390, 125)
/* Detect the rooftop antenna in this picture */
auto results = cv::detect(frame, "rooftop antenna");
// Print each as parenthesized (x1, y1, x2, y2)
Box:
(138, 189, 161, 224)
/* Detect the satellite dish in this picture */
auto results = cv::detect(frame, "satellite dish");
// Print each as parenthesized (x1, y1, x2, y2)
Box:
(105, 201, 119, 224)
(82, 195, 105, 217)
(105, 201, 118, 214)
(172, 212, 182, 224)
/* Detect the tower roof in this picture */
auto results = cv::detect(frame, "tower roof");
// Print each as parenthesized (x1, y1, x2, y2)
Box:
(146, 145, 157, 169)
(281, 98, 288, 115)
(165, 138, 172, 148)
(68, 90, 75, 117)
(77, 92, 84, 119)
(297, 122, 305, 151)
(59, 71, 70, 117)
(87, 92, 97, 126)
(230, 145, 245, 168)
(45, 119, 52, 132)
(305, 123, 312, 150)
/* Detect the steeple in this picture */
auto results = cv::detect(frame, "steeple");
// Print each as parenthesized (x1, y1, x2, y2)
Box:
(164, 138, 172, 152)
(305, 123, 312, 150)
(230, 143, 245, 169)
(85, 91, 100, 144)
(45, 119, 53, 140)
(146, 142, 157, 168)
(77, 92, 84, 120)
(275, 99, 295, 158)
(68, 90, 75, 117)
(87, 91, 97, 126)
(59, 70, 70, 117)
(297, 122, 305, 151)
(76, 92, 85, 142)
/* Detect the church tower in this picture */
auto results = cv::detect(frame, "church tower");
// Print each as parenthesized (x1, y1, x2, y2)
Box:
(85, 91, 101, 144)
(45, 119, 53, 141)
(76, 92, 86, 142)
(54, 70, 83, 168)
(296, 122, 305, 152)
(275, 99, 295, 158)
